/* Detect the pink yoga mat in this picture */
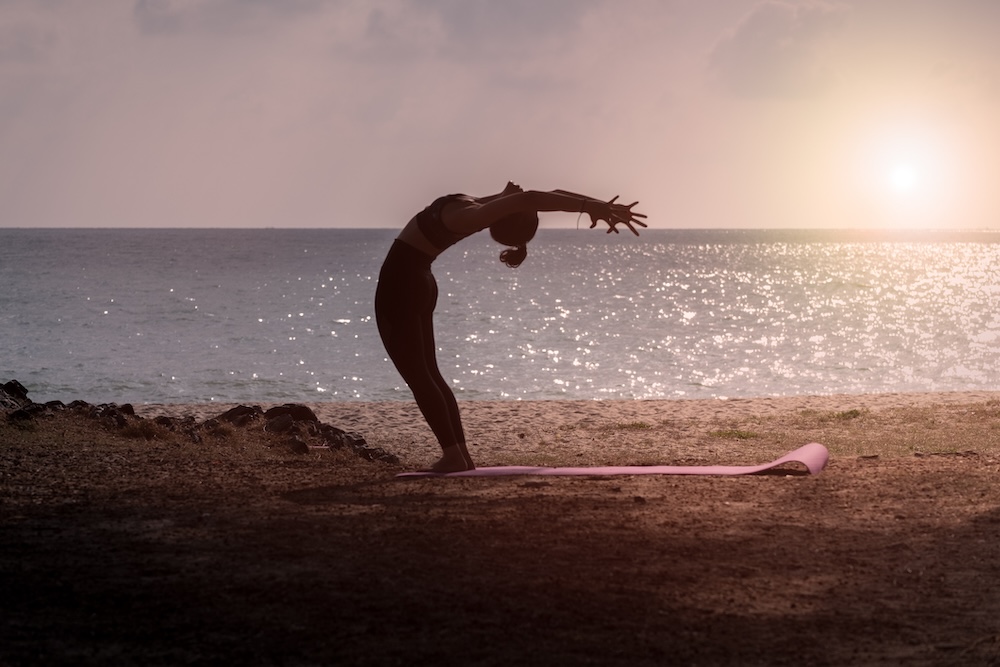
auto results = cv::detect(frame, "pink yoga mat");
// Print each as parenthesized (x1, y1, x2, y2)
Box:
(397, 442, 829, 478)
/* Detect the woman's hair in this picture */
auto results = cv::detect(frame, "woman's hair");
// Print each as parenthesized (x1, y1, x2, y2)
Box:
(489, 211, 539, 268)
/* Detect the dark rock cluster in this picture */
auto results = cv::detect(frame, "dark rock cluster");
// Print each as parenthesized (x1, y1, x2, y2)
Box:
(1, 380, 398, 465)
(1, 380, 31, 411)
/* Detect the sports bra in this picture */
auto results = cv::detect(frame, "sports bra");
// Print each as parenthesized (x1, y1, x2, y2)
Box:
(416, 194, 475, 251)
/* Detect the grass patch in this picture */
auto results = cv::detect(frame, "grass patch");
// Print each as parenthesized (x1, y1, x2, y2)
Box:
(797, 408, 869, 423)
(708, 429, 759, 440)
(597, 421, 653, 433)
(832, 408, 865, 421)
(775, 401, 1000, 458)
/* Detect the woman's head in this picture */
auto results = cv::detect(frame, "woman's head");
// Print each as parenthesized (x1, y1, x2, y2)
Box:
(490, 211, 538, 268)
(501, 180, 523, 196)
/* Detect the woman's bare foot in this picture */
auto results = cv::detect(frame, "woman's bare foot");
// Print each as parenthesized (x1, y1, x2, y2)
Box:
(427, 444, 475, 473)
(457, 442, 475, 470)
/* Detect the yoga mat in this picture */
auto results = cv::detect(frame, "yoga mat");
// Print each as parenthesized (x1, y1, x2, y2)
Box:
(397, 442, 829, 478)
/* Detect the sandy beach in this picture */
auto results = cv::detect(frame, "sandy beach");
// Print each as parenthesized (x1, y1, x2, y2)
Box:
(143, 390, 1000, 468)
(4, 391, 1000, 665)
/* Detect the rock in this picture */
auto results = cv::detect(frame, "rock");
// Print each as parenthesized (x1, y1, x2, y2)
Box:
(354, 445, 399, 464)
(2, 379, 29, 400)
(320, 423, 346, 437)
(344, 432, 367, 449)
(217, 405, 262, 427)
(7, 402, 52, 422)
(319, 424, 366, 449)
(264, 413, 295, 433)
(153, 415, 176, 430)
(6, 408, 34, 422)
(263, 404, 318, 434)
(97, 405, 129, 428)
(263, 404, 318, 423)
(0, 382, 399, 466)
(320, 424, 347, 448)
(1, 380, 31, 411)
(286, 436, 309, 455)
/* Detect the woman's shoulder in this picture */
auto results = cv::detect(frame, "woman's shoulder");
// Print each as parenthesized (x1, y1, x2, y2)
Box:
(428, 194, 477, 218)
(433, 193, 475, 207)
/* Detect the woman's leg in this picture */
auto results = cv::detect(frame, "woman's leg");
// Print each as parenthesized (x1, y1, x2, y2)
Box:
(375, 250, 471, 470)
(413, 293, 473, 469)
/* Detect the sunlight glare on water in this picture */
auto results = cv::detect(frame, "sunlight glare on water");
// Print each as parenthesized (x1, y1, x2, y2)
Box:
(438, 233, 1000, 400)
(2, 228, 999, 403)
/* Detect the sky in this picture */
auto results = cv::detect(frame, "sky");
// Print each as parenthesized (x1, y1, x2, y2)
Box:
(1, 0, 999, 229)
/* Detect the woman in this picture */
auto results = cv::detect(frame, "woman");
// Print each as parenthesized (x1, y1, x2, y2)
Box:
(375, 182, 646, 472)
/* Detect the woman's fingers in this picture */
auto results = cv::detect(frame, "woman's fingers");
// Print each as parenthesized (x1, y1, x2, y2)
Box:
(627, 202, 647, 218)
(628, 220, 647, 235)
(605, 217, 647, 236)
(584, 197, 647, 236)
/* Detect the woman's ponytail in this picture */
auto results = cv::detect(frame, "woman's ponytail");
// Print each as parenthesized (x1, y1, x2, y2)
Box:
(499, 244, 528, 268)
(490, 211, 538, 269)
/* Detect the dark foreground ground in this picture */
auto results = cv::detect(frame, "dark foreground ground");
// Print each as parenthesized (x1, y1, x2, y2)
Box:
(2, 401, 1000, 666)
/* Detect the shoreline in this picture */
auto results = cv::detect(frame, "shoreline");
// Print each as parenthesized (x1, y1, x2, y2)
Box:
(138, 389, 1000, 421)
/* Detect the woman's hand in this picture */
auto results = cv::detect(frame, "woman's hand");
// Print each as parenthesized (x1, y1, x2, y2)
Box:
(584, 196, 648, 236)
(454, 187, 648, 235)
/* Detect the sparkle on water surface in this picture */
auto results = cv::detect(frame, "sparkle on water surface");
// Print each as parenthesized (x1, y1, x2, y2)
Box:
(1, 228, 998, 403)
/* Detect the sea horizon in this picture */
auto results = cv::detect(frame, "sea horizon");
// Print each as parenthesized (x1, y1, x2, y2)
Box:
(4, 227, 1000, 405)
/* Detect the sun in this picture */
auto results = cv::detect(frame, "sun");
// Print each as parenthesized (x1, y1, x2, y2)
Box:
(888, 162, 919, 193)
(850, 116, 964, 227)
(879, 142, 935, 200)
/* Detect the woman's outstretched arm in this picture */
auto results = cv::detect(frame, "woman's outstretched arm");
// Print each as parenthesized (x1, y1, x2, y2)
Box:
(550, 190, 649, 235)
(445, 189, 647, 236)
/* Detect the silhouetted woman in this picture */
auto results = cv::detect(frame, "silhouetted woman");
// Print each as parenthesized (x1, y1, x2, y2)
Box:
(375, 182, 646, 472)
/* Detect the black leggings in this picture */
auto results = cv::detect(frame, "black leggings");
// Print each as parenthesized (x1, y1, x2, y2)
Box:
(375, 240, 465, 448)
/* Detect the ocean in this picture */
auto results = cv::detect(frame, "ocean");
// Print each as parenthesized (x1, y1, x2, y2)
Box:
(2, 227, 999, 405)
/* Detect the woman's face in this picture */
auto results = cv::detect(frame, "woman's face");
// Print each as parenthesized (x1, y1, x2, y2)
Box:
(503, 181, 523, 196)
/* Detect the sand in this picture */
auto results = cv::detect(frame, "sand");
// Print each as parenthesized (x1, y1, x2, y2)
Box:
(4, 392, 1000, 665)
(143, 390, 1000, 468)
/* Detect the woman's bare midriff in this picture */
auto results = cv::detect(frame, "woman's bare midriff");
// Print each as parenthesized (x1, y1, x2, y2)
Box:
(396, 217, 442, 259)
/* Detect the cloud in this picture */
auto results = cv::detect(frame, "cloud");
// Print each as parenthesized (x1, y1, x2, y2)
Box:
(339, 0, 600, 66)
(0, 0, 692, 227)
(0, 21, 54, 64)
(710, 1, 849, 98)
(11, 0, 996, 229)
(420, 0, 599, 57)
(132, 0, 326, 36)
